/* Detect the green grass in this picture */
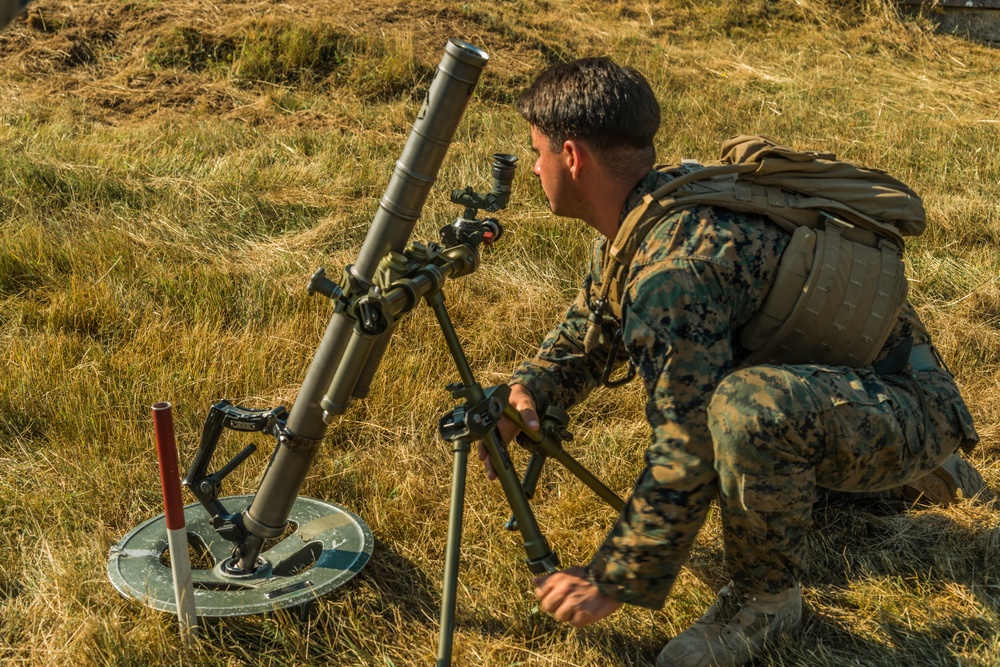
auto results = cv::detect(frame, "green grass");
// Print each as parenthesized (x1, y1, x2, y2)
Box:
(1, 0, 1000, 665)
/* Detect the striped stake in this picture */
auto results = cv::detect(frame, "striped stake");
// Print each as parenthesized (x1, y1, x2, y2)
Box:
(152, 401, 198, 645)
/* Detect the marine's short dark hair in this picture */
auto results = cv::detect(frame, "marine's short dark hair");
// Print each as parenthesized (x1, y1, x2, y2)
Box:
(518, 57, 660, 155)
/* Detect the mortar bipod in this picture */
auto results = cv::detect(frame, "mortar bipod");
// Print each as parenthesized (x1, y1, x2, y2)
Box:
(433, 385, 625, 663)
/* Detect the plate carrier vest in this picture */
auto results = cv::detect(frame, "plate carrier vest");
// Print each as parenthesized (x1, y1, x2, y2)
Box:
(583, 135, 926, 374)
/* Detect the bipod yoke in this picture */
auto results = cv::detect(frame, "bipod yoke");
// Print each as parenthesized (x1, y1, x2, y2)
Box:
(503, 406, 626, 530)
(182, 400, 289, 544)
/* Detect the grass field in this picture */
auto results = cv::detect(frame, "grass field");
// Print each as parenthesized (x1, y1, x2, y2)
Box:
(1, 0, 999, 665)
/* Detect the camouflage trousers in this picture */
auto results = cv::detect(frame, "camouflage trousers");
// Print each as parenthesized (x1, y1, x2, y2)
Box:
(709, 364, 979, 594)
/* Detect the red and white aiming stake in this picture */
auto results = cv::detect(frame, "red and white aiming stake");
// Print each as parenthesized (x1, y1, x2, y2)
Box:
(152, 402, 198, 644)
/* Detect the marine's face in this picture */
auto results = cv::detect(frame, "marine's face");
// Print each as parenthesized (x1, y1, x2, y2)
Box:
(530, 125, 574, 217)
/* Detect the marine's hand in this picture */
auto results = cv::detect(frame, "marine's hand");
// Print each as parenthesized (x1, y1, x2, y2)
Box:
(532, 565, 621, 627)
(477, 384, 538, 481)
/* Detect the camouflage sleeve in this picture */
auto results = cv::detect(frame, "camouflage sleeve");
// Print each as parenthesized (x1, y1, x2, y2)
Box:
(587, 211, 738, 609)
(509, 242, 622, 415)
(508, 283, 611, 415)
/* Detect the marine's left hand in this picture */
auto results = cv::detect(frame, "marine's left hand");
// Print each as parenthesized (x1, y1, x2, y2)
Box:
(533, 565, 622, 627)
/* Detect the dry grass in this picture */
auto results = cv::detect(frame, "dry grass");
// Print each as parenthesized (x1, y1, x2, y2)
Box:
(1, 0, 999, 665)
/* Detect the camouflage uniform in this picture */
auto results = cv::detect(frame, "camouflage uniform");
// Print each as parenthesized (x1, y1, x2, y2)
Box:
(510, 168, 980, 609)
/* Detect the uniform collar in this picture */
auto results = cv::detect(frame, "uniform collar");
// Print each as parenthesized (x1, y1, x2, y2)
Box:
(618, 169, 676, 228)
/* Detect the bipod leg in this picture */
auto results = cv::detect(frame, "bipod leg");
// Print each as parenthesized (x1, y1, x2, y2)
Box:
(503, 404, 625, 512)
(437, 433, 470, 666)
(479, 427, 559, 574)
(506, 452, 545, 531)
(430, 293, 558, 666)
(543, 446, 624, 512)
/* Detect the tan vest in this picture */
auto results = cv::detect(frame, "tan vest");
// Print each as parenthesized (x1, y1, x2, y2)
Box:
(584, 135, 925, 369)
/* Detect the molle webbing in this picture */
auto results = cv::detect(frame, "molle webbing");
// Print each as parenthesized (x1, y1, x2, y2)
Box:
(584, 135, 925, 368)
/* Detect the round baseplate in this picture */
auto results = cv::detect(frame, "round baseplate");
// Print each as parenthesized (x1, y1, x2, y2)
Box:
(107, 495, 373, 617)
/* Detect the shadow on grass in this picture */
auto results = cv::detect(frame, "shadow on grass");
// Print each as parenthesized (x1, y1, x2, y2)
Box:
(812, 494, 1000, 607)
(188, 497, 996, 665)
(764, 495, 999, 666)
(355, 538, 441, 624)
(589, 496, 998, 666)
(766, 610, 970, 667)
(190, 538, 441, 660)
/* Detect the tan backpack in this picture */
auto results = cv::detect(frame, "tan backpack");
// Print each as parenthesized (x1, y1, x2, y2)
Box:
(584, 135, 925, 370)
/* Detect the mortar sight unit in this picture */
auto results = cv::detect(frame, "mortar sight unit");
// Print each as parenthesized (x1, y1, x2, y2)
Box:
(451, 152, 519, 217)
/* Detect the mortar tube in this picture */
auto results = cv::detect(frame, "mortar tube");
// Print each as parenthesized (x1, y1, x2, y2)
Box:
(152, 402, 198, 645)
(238, 40, 489, 570)
(350, 40, 490, 280)
(286, 40, 489, 441)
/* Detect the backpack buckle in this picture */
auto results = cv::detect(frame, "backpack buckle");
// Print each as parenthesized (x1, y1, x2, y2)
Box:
(583, 297, 607, 354)
(601, 328, 636, 388)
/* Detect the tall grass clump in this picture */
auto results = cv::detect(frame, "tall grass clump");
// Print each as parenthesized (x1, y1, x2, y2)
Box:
(146, 20, 433, 101)
(230, 21, 349, 85)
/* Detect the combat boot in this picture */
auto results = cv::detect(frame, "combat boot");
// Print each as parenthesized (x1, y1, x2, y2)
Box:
(656, 582, 801, 667)
(894, 453, 993, 506)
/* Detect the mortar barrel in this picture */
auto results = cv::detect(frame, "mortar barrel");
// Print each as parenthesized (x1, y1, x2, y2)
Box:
(352, 40, 490, 279)
(241, 41, 488, 565)
(286, 39, 489, 442)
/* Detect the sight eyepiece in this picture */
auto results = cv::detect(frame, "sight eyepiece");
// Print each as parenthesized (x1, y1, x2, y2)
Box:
(490, 153, 518, 202)
(451, 153, 518, 216)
